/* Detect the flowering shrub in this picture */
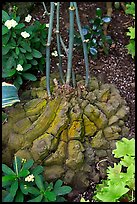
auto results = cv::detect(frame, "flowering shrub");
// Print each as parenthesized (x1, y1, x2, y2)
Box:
(2, 9, 48, 89)
(2, 156, 72, 202)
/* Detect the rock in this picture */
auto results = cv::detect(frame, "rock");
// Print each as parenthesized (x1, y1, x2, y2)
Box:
(91, 130, 109, 149)
(104, 125, 121, 140)
(83, 115, 97, 137)
(68, 121, 83, 140)
(43, 165, 65, 181)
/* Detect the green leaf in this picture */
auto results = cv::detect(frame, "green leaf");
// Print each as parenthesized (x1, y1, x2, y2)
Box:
(23, 64, 32, 71)
(120, 155, 135, 167)
(30, 59, 38, 65)
(113, 138, 135, 158)
(18, 169, 30, 178)
(2, 46, 11, 55)
(2, 164, 16, 175)
(54, 186, 72, 196)
(3, 193, 14, 202)
(2, 25, 9, 35)
(31, 165, 44, 176)
(16, 47, 20, 55)
(126, 40, 135, 58)
(2, 175, 16, 187)
(22, 159, 34, 170)
(35, 175, 44, 190)
(45, 191, 56, 201)
(22, 73, 37, 81)
(54, 179, 63, 190)
(19, 47, 27, 53)
(28, 194, 43, 202)
(125, 2, 135, 16)
(96, 8, 102, 17)
(25, 53, 33, 60)
(32, 49, 42, 58)
(27, 186, 40, 196)
(20, 41, 31, 52)
(5, 56, 15, 69)
(2, 33, 11, 45)
(14, 23, 25, 29)
(2, 10, 10, 22)
(127, 27, 135, 39)
(15, 75, 23, 85)
(107, 163, 122, 181)
(15, 190, 24, 202)
(10, 180, 18, 198)
(13, 156, 22, 173)
(2, 68, 16, 78)
(20, 182, 29, 195)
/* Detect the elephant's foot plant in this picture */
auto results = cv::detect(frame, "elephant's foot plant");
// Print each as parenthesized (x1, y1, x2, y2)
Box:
(2, 156, 72, 202)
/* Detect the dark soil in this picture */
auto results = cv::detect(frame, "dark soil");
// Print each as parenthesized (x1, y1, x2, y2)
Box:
(4, 2, 135, 202)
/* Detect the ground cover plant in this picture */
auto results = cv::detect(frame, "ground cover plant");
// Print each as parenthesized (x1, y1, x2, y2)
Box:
(2, 2, 135, 202)
(2, 156, 72, 202)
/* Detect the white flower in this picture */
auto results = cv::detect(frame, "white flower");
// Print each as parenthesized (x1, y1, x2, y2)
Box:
(46, 23, 49, 28)
(16, 64, 23, 71)
(4, 19, 18, 29)
(51, 50, 58, 57)
(25, 174, 35, 182)
(21, 31, 30, 38)
(25, 14, 32, 23)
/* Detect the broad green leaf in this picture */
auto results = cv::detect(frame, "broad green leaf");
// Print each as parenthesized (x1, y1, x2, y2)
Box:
(19, 47, 27, 53)
(15, 190, 24, 202)
(120, 155, 135, 167)
(27, 186, 40, 195)
(5, 56, 15, 69)
(32, 49, 42, 58)
(23, 64, 32, 71)
(107, 163, 122, 181)
(2, 33, 11, 45)
(96, 8, 102, 17)
(54, 179, 63, 190)
(30, 59, 38, 65)
(15, 47, 20, 55)
(2, 46, 11, 55)
(35, 175, 44, 190)
(25, 53, 33, 60)
(127, 27, 135, 39)
(2, 69, 16, 78)
(2, 25, 9, 35)
(45, 191, 56, 201)
(125, 2, 135, 16)
(54, 186, 72, 196)
(14, 23, 25, 29)
(2, 10, 10, 22)
(126, 41, 135, 58)
(20, 182, 29, 195)
(3, 193, 14, 202)
(31, 165, 44, 176)
(2, 175, 16, 187)
(28, 194, 43, 202)
(18, 169, 30, 178)
(2, 164, 16, 175)
(10, 180, 18, 198)
(113, 138, 135, 158)
(15, 75, 23, 85)
(22, 73, 37, 81)
(20, 41, 31, 52)
(22, 159, 34, 170)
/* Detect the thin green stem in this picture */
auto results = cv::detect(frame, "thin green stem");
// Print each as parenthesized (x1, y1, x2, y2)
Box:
(60, 36, 68, 56)
(46, 2, 55, 97)
(66, 2, 75, 84)
(42, 2, 50, 16)
(56, 2, 65, 84)
(73, 2, 89, 87)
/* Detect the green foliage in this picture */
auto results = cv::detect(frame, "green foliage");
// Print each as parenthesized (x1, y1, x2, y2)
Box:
(2, 156, 72, 202)
(2, 9, 48, 89)
(93, 138, 135, 202)
(74, 7, 112, 59)
(125, 2, 135, 58)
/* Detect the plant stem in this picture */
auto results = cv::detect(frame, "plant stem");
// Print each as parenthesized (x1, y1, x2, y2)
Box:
(60, 36, 68, 56)
(56, 2, 65, 84)
(46, 2, 55, 97)
(66, 2, 75, 85)
(73, 2, 89, 87)
(42, 2, 50, 16)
